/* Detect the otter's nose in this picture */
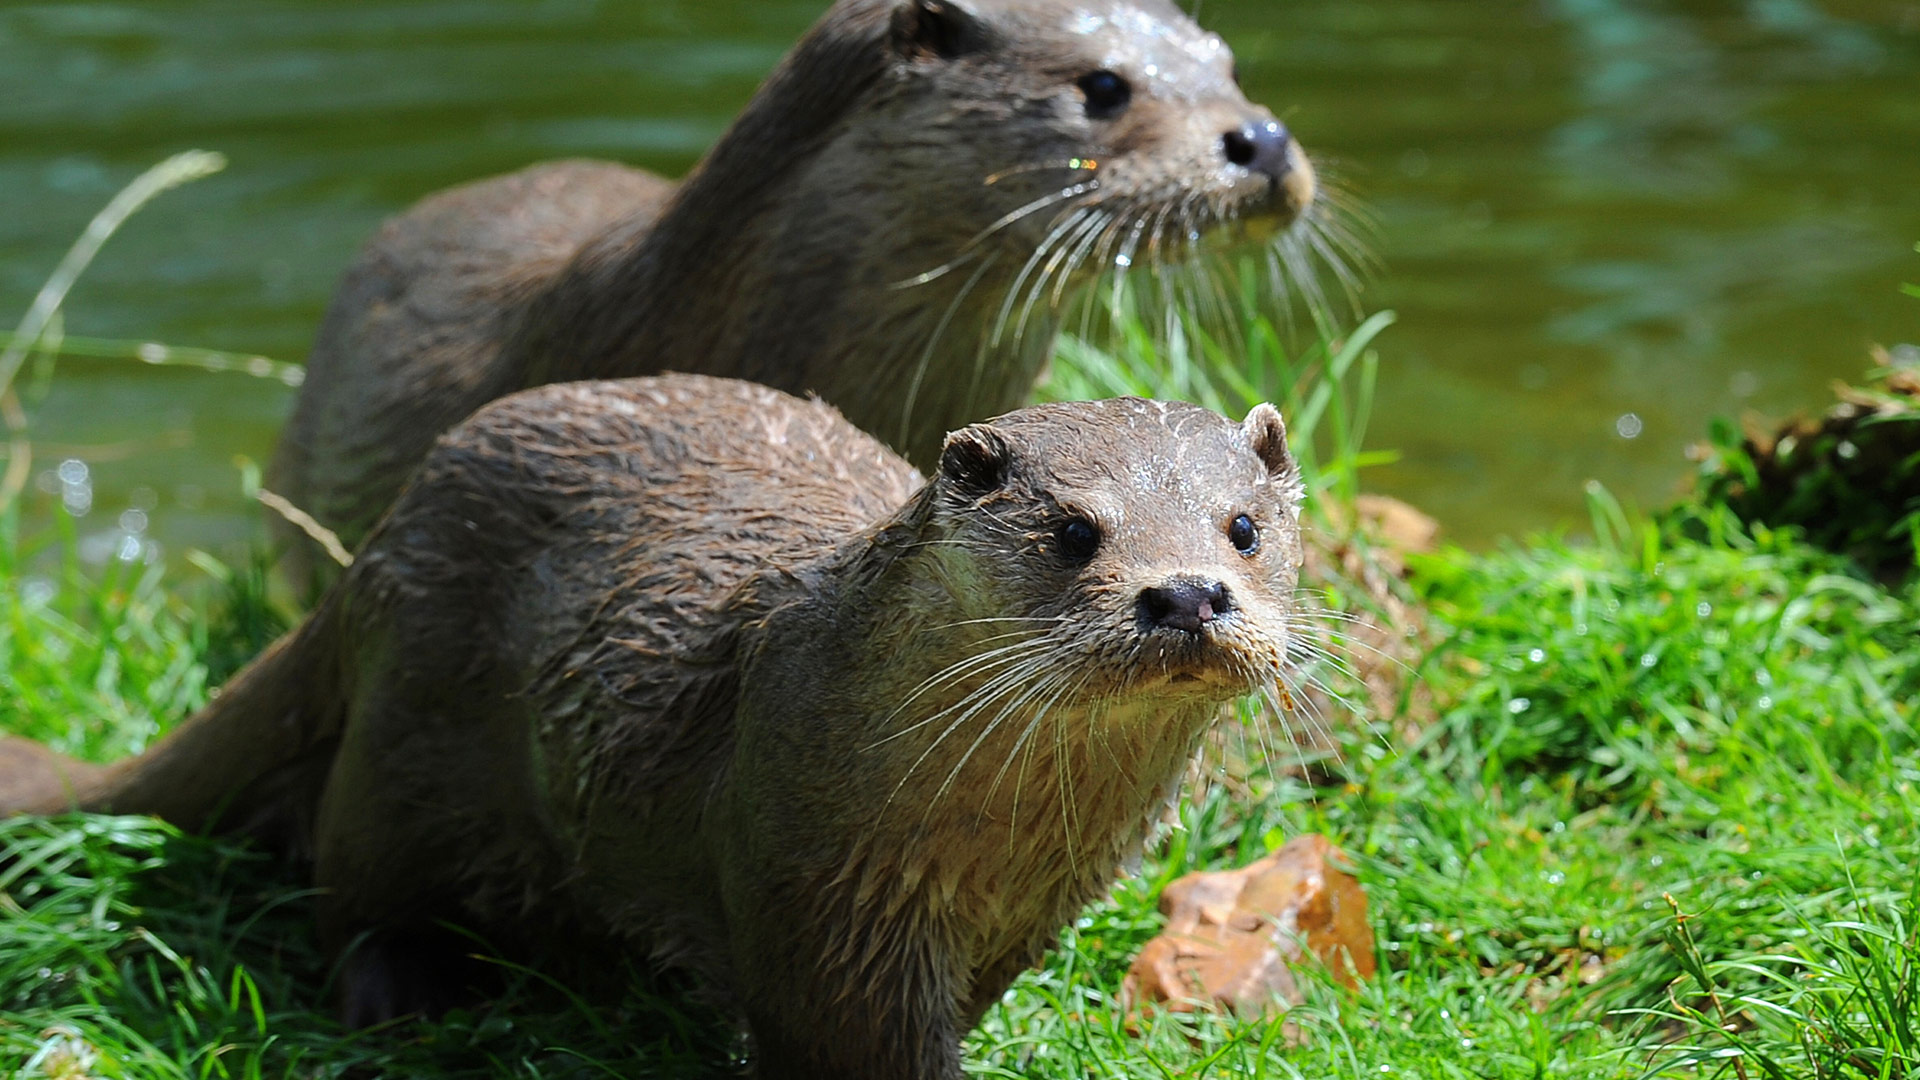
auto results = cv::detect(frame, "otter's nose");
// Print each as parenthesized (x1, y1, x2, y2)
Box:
(1221, 119, 1292, 180)
(1138, 577, 1234, 635)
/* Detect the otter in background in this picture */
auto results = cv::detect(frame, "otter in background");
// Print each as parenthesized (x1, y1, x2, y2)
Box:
(269, 0, 1334, 589)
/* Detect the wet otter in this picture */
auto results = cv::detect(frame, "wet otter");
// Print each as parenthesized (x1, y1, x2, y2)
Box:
(6, 375, 1307, 1079)
(270, 0, 1321, 589)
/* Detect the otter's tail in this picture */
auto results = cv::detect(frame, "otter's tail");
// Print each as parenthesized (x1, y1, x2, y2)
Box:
(0, 600, 343, 843)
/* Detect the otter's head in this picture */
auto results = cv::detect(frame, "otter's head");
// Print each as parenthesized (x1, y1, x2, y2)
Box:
(924, 397, 1305, 712)
(870, 0, 1316, 262)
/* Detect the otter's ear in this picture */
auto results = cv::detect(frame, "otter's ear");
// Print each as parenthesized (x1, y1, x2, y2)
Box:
(939, 425, 1009, 497)
(891, 0, 988, 61)
(1242, 403, 1295, 479)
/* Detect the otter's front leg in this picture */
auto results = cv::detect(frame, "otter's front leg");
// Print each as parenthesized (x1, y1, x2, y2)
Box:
(728, 896, 970, 1080)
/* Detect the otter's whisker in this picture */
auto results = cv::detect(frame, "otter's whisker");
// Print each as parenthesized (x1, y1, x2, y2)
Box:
(983, 158, 1100, 187)
(1004, 665, 1102, 852)
(1016, 209, 1110, 343)
(929, 615, 1072, 632)
(867, 638, 1057, 749)
(1310, 204, 1381, 277)
(1294, 625, 1410, 676)
(1261, 680, 1328, 770)
(896, 182, 1096, 290)
(1107, 209, 1154, 317)
(1262, 246, 1298, 338)
(1052, 700, 1084, 875)
(1048, 206, 1113, 309)
(887, 651, 1058, 814)
(898, 252, 999, 450)
(991, 206, 1096, 349)
(932, 661, 1077, 814)
(1280, 234, 1334, 338)
(987, 660, 1089, 816)
(1303, 222, 1364, 316)
(1074, 212, 1134, 340)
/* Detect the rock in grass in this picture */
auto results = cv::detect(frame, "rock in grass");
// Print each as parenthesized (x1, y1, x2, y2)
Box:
(1121, 834, 1374, 1022)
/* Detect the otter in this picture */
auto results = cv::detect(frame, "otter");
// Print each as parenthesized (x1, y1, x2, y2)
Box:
(5, 374, 1307, 1079)
(269, 0, 1320, 589)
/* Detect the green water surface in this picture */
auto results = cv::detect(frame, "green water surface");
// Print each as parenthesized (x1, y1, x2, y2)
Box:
(4, 0, 1916, 563)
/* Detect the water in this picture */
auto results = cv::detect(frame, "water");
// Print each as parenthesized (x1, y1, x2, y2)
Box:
(3, 0, 1916, 559)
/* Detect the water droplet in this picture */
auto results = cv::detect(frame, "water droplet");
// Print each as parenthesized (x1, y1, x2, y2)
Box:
(1757, 695, 1773, 710)
(1507, 697, 1531, 714)
(1837, 440, 1859, 460)
(59, 479, 95, 519)
(1527, 648, 1546, 664)
(119, 509, 148, 535)
(1649, 854, 1664, 867)
(1695, 601, 1712, 618)
(1615, 412, 1644, 439)
(57, 459, 87, 485)
(1552, 820, 1566, 833)
(1640, 653, 1657, 668)
(22, 579, 54, 607)
(1546, 871, 1566, 886)
(1113, 253, 1132, 268)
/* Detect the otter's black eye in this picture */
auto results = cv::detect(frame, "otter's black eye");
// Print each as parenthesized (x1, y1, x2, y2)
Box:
(1058, 517, 1101, 561)
(1077, 70, 1132, 119)
(1228, 514, 1259, 555)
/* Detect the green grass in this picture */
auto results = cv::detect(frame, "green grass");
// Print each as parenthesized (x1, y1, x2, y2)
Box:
(4, 164, 1919, 1078)
(8, 484, 1915, 1079)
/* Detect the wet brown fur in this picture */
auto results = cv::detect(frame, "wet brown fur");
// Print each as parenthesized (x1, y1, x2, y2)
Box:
(5, 375, 1305, 1078)
(270, 0, 1315, 589)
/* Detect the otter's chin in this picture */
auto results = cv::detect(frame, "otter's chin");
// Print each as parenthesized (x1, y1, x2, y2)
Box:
(1215, 188, 1316, 249)
(1138, 663, 1254, 698)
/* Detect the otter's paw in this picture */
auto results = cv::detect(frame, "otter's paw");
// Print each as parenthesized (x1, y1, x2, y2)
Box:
(334, 925, 492, 1028)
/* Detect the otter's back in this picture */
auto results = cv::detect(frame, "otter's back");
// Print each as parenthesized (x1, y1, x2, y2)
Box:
(363, 374, 922, 765)
(272, 160, 677, 588)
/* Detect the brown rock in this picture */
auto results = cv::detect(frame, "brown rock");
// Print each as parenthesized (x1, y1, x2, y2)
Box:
(1121, 834, 1374, 1020)
(1353, 494, 1441, 564)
